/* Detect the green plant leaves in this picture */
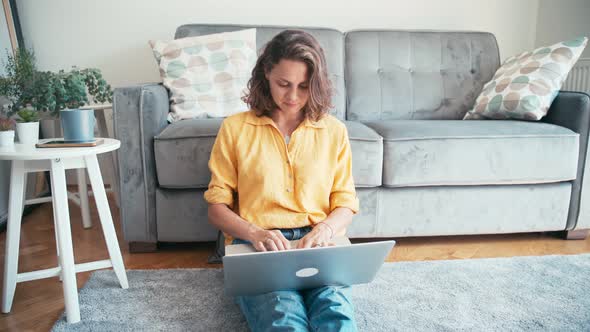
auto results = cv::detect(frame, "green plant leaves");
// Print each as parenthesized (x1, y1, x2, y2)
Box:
(0, 48, 37, 115)
(0, 48, 113, 118)
(16, 108, 39, 122)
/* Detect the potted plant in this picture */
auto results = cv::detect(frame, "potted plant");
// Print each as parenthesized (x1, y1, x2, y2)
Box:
(0, 115, 15, 147)
(15, 107, 40, 144)
(0, 48, 41, 143)
(0, 47, 113, 140)
(32, 67, 112, 142)
(0, 48, 36, 112)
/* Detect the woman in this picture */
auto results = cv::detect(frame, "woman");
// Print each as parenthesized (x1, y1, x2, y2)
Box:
(204, 29, 359, 331)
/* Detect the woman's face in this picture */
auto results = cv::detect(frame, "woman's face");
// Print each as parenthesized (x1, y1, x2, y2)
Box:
(265, 59, 310, 113)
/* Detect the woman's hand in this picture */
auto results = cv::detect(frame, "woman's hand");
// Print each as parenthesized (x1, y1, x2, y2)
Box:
(296, 223, 334, 249)
(248, 228, 291, 252)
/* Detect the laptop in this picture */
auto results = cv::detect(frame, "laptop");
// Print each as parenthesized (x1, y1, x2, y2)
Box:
(222, 237, 395, 296)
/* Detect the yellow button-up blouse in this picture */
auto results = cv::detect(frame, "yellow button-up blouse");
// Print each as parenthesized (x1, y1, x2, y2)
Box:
(204, 109, 359, 242)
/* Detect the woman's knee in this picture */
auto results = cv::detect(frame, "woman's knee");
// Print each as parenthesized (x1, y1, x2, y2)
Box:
(304, 286, 357, 331)
(305, 286, 353, 304)
(236, 290, 309, 331)
(235, 291, 305, 313)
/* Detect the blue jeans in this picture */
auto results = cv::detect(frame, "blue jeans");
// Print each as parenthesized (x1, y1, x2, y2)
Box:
(232, 226, 358, 332)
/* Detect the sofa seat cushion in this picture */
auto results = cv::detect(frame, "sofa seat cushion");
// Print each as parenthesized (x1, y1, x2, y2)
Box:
(155, 118, 223, 189)
(344, 121, 383, 187)
(155, 118, 384, 189)
(362, 120, 579, 187)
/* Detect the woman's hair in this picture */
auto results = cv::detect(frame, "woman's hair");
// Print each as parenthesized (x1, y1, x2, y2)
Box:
(241, 30, 333, 121)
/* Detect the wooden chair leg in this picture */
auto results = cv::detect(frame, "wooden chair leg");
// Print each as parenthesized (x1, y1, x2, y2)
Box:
(565, 229, 589, 240)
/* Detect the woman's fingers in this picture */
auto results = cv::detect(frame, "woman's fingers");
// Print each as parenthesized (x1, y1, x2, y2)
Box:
(274, 237, 286, 251)
(273, 230, 291, 250)
(302, 228, 326, 249)
(283, 238, 291, 250)
(296, 232, 331, 249)
(253, 229, 333, 251)
(266, 239, 279, 251)
(300, 236, 315, 249)
(298, 234, 317, 249)
(254, 241, 267, 252)
(268, 231, 286, 251)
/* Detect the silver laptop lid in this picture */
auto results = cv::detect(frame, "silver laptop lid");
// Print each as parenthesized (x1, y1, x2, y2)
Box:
(223, 240, 395, 296)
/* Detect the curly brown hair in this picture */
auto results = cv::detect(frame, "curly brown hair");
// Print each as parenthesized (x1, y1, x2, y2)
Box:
(241, 30, 333, 122)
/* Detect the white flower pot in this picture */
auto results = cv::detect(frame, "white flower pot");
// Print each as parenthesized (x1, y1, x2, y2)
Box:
(0, 130, 15, 147)
(16, 122, 40, 144)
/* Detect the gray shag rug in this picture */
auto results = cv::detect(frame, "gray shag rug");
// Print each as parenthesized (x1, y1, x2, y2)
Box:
(52, 254, 590, 331)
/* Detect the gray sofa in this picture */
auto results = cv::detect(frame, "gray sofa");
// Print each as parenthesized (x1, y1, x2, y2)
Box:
(113, 24, 590, 252)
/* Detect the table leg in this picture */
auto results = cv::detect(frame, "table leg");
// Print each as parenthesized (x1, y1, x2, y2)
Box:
(110, 151, 121, 207)
(76, 168, 92, 228)
(52, 204, 62, 282)
(50, 158, 80, 323)
(20, 173, 27, 216)
(2, 160, 25, 313)
(84, 155, 128, 289)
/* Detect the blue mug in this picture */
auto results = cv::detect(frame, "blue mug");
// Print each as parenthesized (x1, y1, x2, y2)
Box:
(60, 108, 96, 143)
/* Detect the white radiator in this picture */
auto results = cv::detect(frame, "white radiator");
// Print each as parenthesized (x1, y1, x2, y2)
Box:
(563, 58, 590, 94)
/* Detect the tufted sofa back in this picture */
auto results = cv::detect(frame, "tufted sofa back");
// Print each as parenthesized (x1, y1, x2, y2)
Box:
(345, 30, 500, 121)
(174, 26, 501, 122)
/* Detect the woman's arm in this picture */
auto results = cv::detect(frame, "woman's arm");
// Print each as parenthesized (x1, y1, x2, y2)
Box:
(322, 207, 354, 237)
(297, 124, 359, 249)
(296, 207, 354, 249)
(208, 203, 259, 243)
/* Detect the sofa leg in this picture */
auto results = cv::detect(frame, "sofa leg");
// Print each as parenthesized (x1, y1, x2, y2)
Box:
(564, 229, 589, 240)
(128, 241, 158, 253)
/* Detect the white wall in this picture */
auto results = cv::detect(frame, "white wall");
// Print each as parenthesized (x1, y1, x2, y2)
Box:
(536, 0, 590, 59)
(17, 0, 539, 88)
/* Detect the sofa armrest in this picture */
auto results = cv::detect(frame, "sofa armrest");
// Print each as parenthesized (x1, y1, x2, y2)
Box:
(543, 91, 590, 230)
(113, 83, 170, 244)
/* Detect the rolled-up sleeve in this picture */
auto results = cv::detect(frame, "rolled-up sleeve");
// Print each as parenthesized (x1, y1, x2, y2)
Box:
(204, 119, 237, 209)
(329, 126, 360, 214)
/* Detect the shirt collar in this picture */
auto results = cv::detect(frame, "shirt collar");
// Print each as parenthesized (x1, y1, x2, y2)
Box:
(245, 110, 327, 128)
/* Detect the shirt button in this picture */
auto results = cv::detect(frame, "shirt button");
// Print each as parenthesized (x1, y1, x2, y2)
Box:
(288, 174, 292, 178)
(286, 189, 291, 193)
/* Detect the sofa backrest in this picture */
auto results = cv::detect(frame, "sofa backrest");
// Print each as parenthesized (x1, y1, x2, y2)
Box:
(345, 30, 500, 121)
(175, 24, 346, 120)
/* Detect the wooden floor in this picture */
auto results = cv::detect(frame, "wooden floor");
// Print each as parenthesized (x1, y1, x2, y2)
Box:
(1, 193, 590, 331)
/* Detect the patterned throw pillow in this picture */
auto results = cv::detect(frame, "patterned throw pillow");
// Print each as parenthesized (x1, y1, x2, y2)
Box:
(149, 29, 257, 122)
(464, 37, 588, 121)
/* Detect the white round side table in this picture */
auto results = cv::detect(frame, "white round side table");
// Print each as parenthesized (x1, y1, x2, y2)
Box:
(0, 138, 129, 324)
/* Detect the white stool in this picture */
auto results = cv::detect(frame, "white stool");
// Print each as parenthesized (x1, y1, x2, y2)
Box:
(22, 169, 93, 229)
(0, 138, 128, 324)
